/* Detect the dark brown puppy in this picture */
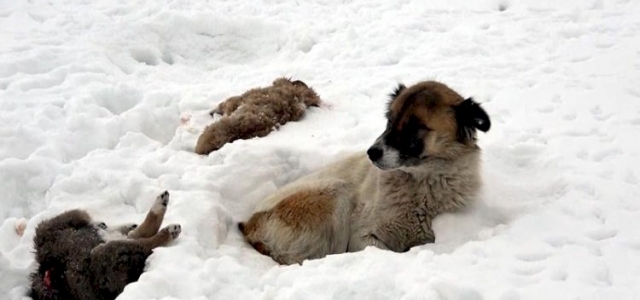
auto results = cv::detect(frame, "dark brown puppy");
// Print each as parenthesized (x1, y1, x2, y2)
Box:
(195, 78, 321, 155)
(29, 191, 181, 300)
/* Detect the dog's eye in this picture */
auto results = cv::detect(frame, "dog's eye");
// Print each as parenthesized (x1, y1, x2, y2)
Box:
(410, 139, 422, 149)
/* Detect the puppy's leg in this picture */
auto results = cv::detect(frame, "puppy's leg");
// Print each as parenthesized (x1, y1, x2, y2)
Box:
(127, 191, 169, 239)
(195, 113, 277, 155)
(135, 224, 182, 249)
(240, 181, 354, 265)
(91, 225, 181, 262)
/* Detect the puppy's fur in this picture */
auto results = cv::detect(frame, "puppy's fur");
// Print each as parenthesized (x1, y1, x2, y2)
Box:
(30, 191, 181, 300)
(195, 77, 321, 155)
(239, 81, 491, 265)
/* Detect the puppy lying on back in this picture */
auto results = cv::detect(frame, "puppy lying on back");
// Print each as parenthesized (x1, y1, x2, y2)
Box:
(195, 77, 321, 155)
(240, 80, 491, 265)
(30, 191, 181, 300)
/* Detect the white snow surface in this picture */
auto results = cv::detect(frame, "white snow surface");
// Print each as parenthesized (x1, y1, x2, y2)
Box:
(1, 0, 640, 299)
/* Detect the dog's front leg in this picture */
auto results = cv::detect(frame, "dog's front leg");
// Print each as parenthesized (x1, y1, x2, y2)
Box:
(348, 232, 390, 252)
(362, 234, 390, 250)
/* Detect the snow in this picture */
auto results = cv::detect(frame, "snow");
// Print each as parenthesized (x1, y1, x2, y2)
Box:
(1, 0, 640, 299)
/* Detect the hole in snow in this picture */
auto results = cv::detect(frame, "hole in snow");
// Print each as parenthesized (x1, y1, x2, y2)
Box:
(130, 47, 160, 66)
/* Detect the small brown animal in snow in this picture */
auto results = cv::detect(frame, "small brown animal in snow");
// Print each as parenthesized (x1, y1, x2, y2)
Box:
(195, 77, 321, 155)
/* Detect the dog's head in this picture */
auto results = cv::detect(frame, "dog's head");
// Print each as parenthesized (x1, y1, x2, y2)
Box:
(367, 81, 490, 171)
(272, 77, 321, 107)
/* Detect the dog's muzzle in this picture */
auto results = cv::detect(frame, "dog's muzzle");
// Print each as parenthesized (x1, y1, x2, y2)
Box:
(367, 142, 402, 170)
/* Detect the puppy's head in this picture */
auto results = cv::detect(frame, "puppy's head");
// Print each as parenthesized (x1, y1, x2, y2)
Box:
(367, 81, 490, 171)
(272, 77, 321, 107)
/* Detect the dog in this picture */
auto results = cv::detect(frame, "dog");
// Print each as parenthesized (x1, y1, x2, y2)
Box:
(195, 77, 321, 155)
(239, 80, 491, 265)
(29, 191, 181, 300)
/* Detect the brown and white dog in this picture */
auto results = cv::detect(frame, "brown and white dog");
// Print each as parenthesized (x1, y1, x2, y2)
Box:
(30, 191, 181, 300)
(239, 80, 491, 265)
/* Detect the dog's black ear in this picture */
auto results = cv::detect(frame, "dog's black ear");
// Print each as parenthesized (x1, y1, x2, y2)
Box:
(455, 98, 490, 142)
(386, 83, 406, 119)
(389, 83, 406, 100)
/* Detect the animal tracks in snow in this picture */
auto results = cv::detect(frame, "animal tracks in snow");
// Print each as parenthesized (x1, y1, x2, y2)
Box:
(586, 228, 617, 242)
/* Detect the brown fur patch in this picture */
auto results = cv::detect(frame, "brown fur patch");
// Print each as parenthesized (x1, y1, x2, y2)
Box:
(195, 78, 322, 155)
(272, 189, 336, 230)
(239, 211, 269, 238)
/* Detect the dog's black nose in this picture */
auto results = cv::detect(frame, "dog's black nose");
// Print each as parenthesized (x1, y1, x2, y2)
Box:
(367, 147, 383, 161)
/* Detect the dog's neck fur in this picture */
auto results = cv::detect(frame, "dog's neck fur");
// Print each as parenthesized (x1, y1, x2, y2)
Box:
(378, 149, 481, 217)
(349, 149, 482, 252)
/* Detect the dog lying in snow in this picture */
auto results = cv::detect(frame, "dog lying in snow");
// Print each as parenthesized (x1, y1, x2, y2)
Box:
(29, 191, 181, 300)
(195, 77, 321, 155)
(239, 80, 491, 265)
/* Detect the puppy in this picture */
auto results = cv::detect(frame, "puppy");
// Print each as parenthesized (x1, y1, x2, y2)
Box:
(29, 191, 181, 300)
(239, 80, 490, 265)
(195, 77, 322, 155)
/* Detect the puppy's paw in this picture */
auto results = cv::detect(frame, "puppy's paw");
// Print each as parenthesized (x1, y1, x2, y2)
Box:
(152, 191, 170, 214)
(94, 222, 108, 230)
(162, 224, 182, 240)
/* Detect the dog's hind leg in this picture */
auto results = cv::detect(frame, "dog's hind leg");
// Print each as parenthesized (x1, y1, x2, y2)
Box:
(240, 180, 354, 265)
(127, 191, 169, 239)
(135, 224, 182, 249)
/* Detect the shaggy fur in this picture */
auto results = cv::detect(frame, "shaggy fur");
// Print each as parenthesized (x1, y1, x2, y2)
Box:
(195, 77, 321, 155)
(29, 191, 181, 300)
(239, 80, 491, 265)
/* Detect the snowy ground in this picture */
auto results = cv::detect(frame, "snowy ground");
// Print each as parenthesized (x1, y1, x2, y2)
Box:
(1, 0, 640, 299)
